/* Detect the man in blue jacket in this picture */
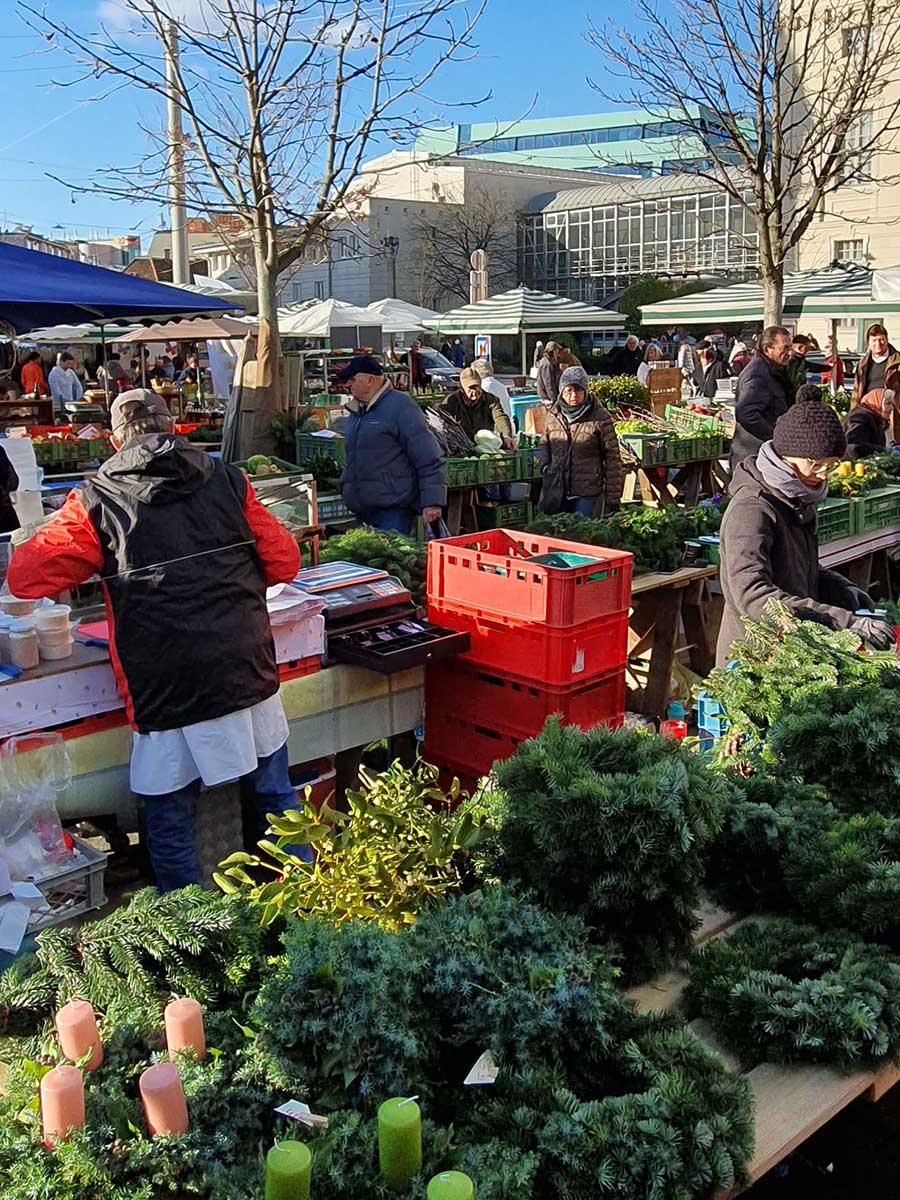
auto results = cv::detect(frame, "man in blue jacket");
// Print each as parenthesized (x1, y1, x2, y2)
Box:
(335, 355, 447, 534)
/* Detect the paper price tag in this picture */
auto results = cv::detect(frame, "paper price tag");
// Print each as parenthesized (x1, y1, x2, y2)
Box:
(274, 1099, 329, 1128)
(463, 1049, 498, 1087)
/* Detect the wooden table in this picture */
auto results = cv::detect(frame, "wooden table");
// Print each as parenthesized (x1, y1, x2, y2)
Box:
(626, 457, 728, 507)
(0, 396, 54, 427)
(628, 565, 719, 719)
(629, 905, 900, 1196)
(819, 523, 900, 600)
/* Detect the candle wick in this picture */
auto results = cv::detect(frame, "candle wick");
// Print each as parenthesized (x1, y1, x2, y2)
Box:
(398, 1095, 419, 1107)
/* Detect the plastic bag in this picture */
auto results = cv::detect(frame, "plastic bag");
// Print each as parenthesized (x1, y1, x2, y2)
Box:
(424, 518, 452, 541)
(0, 732, 71, 880)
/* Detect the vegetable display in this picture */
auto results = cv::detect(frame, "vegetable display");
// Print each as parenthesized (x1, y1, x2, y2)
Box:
(319, 526, 427, 603)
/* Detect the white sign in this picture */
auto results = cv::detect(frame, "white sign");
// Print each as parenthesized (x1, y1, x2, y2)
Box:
(474, 335, 491, 361)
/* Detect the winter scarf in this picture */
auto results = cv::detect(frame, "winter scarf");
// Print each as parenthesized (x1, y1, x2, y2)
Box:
(756, 440, 827, 506)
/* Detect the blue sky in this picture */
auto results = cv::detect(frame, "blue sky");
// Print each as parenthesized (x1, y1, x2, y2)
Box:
(2, 0, 617, 248)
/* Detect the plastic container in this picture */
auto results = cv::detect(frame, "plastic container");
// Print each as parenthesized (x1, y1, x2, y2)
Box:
(34, 605, 71, 634)
(296, 432, 346, 466)
(475, 500, 533, 530)
(1, 437, 41, 491)
(1, 595, 35, 619)
(426, 602, 628, 687)
(0, 614, 12, 663)
(8, 619, 39, 669)
(447, 457, 485, 488)
(426, 659, 626, 741)
(37, 628, 73, 661)
(660, 719, 688, 739)
(853, 486, 900, 533)
(427, 529, 632, 628)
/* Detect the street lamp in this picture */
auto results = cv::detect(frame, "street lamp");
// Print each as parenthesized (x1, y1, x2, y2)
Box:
(382, 234, 399, 297)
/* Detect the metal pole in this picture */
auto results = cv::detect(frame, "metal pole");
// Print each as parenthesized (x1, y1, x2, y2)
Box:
(165, 21, 190, 286)
(100, 324, 110, 410)
(830, 318, 838, 397)
(521, 328, 527, 376)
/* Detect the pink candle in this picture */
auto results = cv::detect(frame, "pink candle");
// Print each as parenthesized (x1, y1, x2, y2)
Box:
(165, 998, 206, 1061)
(55, 1000, 103, 1071)
(139, 1062, 189, 1136)
(40, 1064, 85, 1148)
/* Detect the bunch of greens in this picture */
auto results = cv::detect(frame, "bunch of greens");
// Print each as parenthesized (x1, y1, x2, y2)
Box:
(826, 458, 882, 497)
(614, 418, 655, 434)
(298, 450, 343, 490)
(216, 759, 485, 930)
(587, 375, 650, 412)
(320, 525, 427, 601)
(702, 600, 898, 750)
(821, 385, 852, 418)
(0, 887, 261, 1044)
(478, 719, 731, 981)
(685, 919, 900, 1067)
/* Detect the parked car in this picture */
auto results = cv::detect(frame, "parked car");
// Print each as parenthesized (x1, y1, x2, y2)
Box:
(398, 346, 461, 387)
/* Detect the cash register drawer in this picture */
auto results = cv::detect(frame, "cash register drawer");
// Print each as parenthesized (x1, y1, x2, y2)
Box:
(328, 620, 470, 674)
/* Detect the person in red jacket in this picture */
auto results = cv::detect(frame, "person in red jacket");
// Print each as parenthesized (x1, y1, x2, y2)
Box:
(19, 351, 49, 397)
(8, 389, 302, 892)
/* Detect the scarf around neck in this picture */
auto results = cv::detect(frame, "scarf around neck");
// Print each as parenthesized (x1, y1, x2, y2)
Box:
(558, 398, 592, 423)
(756, 440, 827, 506)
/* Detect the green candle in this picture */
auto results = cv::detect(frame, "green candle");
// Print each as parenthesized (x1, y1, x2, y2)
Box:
(378, 1096, 422, 1190)
(265, 1139, 311, 1200)
(427, 1171, 475, 1200)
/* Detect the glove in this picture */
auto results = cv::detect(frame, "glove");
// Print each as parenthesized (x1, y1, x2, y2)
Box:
(851, 616, 897, 651)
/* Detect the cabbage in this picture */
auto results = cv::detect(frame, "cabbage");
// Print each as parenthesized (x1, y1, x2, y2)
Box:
(473, 429, 503, 453)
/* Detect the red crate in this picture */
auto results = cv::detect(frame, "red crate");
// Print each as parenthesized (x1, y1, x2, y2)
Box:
(428, 755, 488, 799)
(427, 528, 632, 627)
(426, 659, 625, 740)
(424, 713, 523, 778)
(426, 601, 628, 687)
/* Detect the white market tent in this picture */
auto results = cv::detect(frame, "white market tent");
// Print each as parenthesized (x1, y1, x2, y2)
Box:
(639, 264, 900, 326)
(19, 322, 140, 345)
(277, 298, 382, 347)
(366, 297, 439, 336)
(421, 286, 625, 373)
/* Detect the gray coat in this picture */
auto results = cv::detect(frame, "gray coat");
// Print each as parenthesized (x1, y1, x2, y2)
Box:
(716, 458, 862, 666)
(535, 355, 561, 406)
(731, 354, 790, 468)
(340, 386, 447, 515)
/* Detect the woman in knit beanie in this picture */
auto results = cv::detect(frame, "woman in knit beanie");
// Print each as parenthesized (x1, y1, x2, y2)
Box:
(536, 365, 623, 517)
(716, 386, 895, 664)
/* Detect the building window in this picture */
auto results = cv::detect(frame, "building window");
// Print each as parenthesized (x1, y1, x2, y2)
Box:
(337, 233, 360, 259)
(314, 281, 325, 299)
(834, 238, 864, 263)
(843, 25, 871, 61)
(291, 283, 303, 302)
(845, 112, 874, 183)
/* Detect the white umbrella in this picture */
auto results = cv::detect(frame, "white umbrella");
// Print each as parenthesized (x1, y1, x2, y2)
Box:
(366, 297, 440, 334)
(277, 298, 383, 338)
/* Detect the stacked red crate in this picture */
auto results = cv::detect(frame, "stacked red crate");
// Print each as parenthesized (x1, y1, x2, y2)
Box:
(423, 529, 633, 783)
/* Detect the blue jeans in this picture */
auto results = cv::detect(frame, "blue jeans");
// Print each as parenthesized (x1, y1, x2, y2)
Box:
(359, 508, 414, 534)
(141, 744, 310, 893)
(565, 497, 597, 517)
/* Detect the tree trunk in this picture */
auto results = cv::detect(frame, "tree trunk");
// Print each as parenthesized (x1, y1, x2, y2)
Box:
(762, 270, 784, 328)
(234, 242, 283, 460)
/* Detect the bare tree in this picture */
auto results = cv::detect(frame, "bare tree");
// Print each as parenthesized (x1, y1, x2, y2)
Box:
(21, 0, 484, 446)
(410, 182, 519, 306)
(588, 0, 900, 324)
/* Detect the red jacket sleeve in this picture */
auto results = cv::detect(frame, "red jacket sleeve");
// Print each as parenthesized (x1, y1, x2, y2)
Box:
(7, 491, 104, 599)
(242, 483, 301, 586)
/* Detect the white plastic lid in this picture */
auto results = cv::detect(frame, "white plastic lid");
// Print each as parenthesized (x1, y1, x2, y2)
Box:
(8, 618, 35, 633)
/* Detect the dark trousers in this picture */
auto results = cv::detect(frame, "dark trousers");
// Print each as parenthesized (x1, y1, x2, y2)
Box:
(140, 743, 305, 893)
(359, 508, 414, 534)
(565, 496, 597, 517)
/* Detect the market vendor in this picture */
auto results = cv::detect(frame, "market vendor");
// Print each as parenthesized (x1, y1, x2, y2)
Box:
(441, 367, 515, 447)
(6, 389, 304, 893)
(717, 386, 895, 666)
(731, 326, 792, 468)
(843, 388, 893, 459)
(337, 354, 447, 535)
(537, 365, 623, 518)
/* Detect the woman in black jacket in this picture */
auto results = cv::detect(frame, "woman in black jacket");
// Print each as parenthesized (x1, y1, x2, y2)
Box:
(0, 444, 19, 533)
(717, 389, 895, 666)
(843, 388, 892, 459)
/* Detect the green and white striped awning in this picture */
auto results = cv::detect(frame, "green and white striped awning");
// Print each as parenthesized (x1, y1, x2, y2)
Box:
(422, 287, 625, 335)
(640, 264, 900, 326)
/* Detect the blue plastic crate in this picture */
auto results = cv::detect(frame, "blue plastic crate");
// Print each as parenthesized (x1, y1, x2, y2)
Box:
(697, 689, 729, 737)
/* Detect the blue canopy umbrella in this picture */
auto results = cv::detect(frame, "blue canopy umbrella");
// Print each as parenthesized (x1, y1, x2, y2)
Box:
(0, 241, 241, 334)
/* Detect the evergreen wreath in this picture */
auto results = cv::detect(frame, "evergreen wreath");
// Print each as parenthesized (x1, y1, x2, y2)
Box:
(482, 718, 730, 981)
(685, 919, 900, 1067)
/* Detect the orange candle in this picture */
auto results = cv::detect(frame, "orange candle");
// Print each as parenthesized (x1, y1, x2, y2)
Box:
(139, 1062, 189, 1136)
(55, 1000, 103, 1071)
(165, 998, 206, 1061)
(40, 1064, 85, 1148)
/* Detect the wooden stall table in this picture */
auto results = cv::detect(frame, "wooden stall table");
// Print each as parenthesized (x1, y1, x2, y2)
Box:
(629, 904, 900, 1197)
(0, 395, 54, 428)
(627, 564, 719, 719)
(446, 487, 479, 535)
(631, 457, 726, 507)
(818, 523, 900, 600)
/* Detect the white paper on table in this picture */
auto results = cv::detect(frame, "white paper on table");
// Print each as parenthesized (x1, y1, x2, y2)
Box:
(0, 901, 30, 954)
(266, 584, 326, 626)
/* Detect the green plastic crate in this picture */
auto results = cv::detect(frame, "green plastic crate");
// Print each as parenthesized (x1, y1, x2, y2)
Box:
(664, 404, 724, 433)
(817, 497, 855, 544)
(233, 455, 304, 481)
(476, 499, 534, 529)
(317, 492, 353, 521)
(447, 457, 485, 488)
(515, 447, 543, 479)
(296, 432, 346, 466)
(853, 486, 900, 533)
(481, 455, 519, 483)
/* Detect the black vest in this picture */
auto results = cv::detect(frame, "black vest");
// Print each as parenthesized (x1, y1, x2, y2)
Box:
(81, 435, 278, 733)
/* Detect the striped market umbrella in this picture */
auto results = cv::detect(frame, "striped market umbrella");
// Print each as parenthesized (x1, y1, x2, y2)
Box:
(422, 286, 624, 373)
(640, 264, 900, 326)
